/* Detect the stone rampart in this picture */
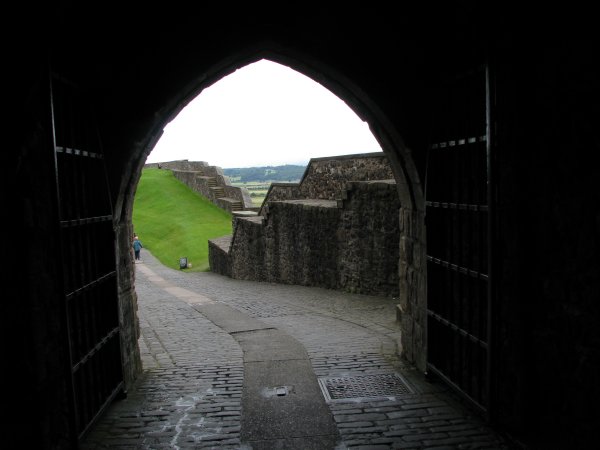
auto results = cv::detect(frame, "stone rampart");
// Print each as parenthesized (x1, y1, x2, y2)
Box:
(147, 160, 255, 213)
(338, 180, 400, 296)
(262, 183, 302, 203)
(259, 152, 392, 214)
(230, 215, 266, 280)
(263, 199, 342, 288)
(209, 153, 400, 297)
(222, 185, 253, 206)
(146, 160, 210, 171)
(206, 236, 232, 277)
(296, 152, 394, 200)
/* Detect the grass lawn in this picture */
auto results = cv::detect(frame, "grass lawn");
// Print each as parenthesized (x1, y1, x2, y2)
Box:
(132, 168, 232, 271)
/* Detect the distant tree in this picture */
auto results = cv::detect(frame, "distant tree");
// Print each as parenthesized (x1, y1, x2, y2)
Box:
(224, 165, 306, 183)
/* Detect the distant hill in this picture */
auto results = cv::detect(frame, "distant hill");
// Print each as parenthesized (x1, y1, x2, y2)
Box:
(223, 164, 306, 183)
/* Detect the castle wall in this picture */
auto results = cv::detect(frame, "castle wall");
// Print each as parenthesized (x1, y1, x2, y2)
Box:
(263, 200, 342, 288)
(296, 152, 395, 200)
(146, 160, 210, 171)
(211, 173, 401, 297)
(164, 165, 254, 212)
(260, 183, 302, 203)
(207, 236, 232, 278)
(338, 180, 400, 297)
(228, 215, 266, 280)
(259, 152, 393, 213)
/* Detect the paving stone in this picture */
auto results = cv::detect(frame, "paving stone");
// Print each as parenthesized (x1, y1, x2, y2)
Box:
(337, 421, 375, 428)
(335, 413, 388, 423)
(387, 409, 430, 419)
(80, 251, 514, 450)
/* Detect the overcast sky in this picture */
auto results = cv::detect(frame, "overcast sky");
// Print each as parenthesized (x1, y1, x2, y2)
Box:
(146, 59, 382, 168)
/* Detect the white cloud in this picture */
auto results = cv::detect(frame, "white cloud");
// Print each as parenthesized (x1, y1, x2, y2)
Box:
(146, 59, 382, 168)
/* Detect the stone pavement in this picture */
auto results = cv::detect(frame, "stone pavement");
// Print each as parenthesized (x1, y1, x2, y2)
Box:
(80, 251, 517, 449)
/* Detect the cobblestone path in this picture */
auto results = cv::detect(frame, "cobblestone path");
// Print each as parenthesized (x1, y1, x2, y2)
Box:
(81, 252, 515, 449)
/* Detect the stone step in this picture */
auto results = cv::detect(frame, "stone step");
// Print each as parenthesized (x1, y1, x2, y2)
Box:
(211, 186, 225, 197)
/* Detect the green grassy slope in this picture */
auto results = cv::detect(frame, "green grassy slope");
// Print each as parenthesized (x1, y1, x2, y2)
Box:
(132, 168, 232, 271)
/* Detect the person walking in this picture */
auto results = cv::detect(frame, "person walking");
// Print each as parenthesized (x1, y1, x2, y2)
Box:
(133, 234, 143, 262)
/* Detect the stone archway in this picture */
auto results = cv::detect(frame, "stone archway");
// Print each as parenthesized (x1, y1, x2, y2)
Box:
(116, 43, 428, 381)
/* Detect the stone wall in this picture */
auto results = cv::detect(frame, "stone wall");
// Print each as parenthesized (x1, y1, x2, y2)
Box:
(296, 152, 395, 200)
(210, 173, 401, 297)
(259, 152, 393, 213)
(230, 216, 266, 280)
(261, 183, 302, 204)
(263, 199, 342, 288)
(148, 160, 255, 213)
(145, 160, 210, 171)
(338, 180, 401, 296)
(207, 236, 232, 278)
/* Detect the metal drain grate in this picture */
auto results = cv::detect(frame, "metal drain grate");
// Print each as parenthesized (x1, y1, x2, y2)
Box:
(318, 373, 414, 402)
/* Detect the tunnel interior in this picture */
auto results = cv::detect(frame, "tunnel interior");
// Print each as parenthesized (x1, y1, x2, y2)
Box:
(7, 5, 600, 449)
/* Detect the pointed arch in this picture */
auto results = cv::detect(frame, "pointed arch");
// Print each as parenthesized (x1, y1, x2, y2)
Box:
(123, 41, 428, 370)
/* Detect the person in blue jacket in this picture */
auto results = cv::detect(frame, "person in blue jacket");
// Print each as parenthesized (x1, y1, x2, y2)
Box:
(133, 234, 143, 262)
